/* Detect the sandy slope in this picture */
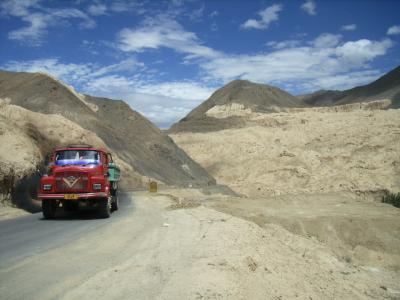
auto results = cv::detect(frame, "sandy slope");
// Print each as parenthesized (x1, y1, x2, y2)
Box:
(0, 205, 29, 220)
(171, 104, 400, 197)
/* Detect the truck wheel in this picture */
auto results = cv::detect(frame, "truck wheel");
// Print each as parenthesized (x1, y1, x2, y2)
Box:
(42, 199, 57, 219)
(111, 191, 119, 211)
(99, 198, 111, 218)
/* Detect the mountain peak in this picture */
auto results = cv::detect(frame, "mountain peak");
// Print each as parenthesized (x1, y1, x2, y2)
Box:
(169, 79, 305, 133)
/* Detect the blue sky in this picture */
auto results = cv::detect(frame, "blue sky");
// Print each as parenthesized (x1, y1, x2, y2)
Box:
(1, 0, 399, 128)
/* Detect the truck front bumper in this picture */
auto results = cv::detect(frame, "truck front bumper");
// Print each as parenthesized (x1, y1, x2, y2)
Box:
(38, 192, 108, 200)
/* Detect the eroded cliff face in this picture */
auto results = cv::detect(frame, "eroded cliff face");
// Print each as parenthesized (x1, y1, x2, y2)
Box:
(0, 111, 41, 210)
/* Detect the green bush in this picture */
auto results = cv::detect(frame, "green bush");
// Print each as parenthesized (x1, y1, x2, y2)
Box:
(382, 192, 400, 208)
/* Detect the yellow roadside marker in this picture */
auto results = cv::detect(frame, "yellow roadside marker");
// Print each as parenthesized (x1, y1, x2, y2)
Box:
(149, 181, 157, 193)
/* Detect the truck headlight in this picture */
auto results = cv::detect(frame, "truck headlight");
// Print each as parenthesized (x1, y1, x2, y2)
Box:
(93, 183, 102, 190)
(43, 184, 52, 191)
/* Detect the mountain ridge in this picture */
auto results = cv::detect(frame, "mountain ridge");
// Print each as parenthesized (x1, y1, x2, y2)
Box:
(299, 65, 400, 106)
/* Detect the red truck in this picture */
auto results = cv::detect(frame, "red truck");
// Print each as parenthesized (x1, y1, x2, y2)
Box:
(38, 145, 120, 219)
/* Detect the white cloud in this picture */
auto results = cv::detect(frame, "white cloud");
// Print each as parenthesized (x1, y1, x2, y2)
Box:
(267, 39, 301, 49)
(84, 74, 133, 92)
(84, 76, 213, 103)
(341, 24, 357, 31)
(241, 4, 282, 30)
(84, 76, 214, 128)
(3, 59, 93, 82)
(144, 105, 191, 129)
(301, 0, 316, 16)
(200, 37, 393, 92)
(210, 10, 219, 18)
(387, 25, 400, 35)
(188, 4, 204, 22)
(136, 82, 214, 101)
(2, 57, 144, 85)
(8, 13, 47, 44)
(117, 16, 220, 58)
(47, 8, 96, 29)
(79, 68, 214, 127)
(335, 39, 393, 66)
(109, 1, 145, 13)
(1, 1, 96, 45)
(309, 70, 381, 90)
(87, 3, 107, 16)
(312, 33, 342, 48)
(90, 58, 145, 77)
(0, 0, 38, 17)
(56, 72, 193, 128)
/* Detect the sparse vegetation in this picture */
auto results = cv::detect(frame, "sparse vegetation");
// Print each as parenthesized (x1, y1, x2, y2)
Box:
(382, 192, 400, 208)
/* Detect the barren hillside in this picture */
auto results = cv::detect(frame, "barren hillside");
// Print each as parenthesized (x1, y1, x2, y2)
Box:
(171, 102, 400, 197)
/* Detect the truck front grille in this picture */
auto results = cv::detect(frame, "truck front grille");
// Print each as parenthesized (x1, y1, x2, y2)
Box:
(55, 172, 88, 192)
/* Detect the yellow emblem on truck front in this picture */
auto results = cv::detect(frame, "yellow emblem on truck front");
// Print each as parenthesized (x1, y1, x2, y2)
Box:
(63, 176, 78, 188)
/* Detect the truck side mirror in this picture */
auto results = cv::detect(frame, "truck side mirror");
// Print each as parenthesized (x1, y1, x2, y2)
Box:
(44, 153, 51, 166)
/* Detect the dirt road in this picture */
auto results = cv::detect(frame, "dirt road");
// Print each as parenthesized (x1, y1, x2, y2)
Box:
(0, 191, 399, 299)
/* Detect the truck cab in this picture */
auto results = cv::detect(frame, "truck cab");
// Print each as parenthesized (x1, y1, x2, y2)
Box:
(38, 145, 120, 219)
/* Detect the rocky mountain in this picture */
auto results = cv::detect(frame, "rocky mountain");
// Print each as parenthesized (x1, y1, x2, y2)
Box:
(0, 70, 215, 191)
(169, 79, 305, 133)
(299, 65, 400, 106)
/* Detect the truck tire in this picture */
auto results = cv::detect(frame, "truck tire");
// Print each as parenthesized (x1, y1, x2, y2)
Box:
(98, 197, 111, 218)
(111, 191, 119, 211)
(42, 199, 57, 219)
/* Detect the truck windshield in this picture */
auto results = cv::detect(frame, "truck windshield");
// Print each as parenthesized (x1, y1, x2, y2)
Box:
(55, 150, 100, 166)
